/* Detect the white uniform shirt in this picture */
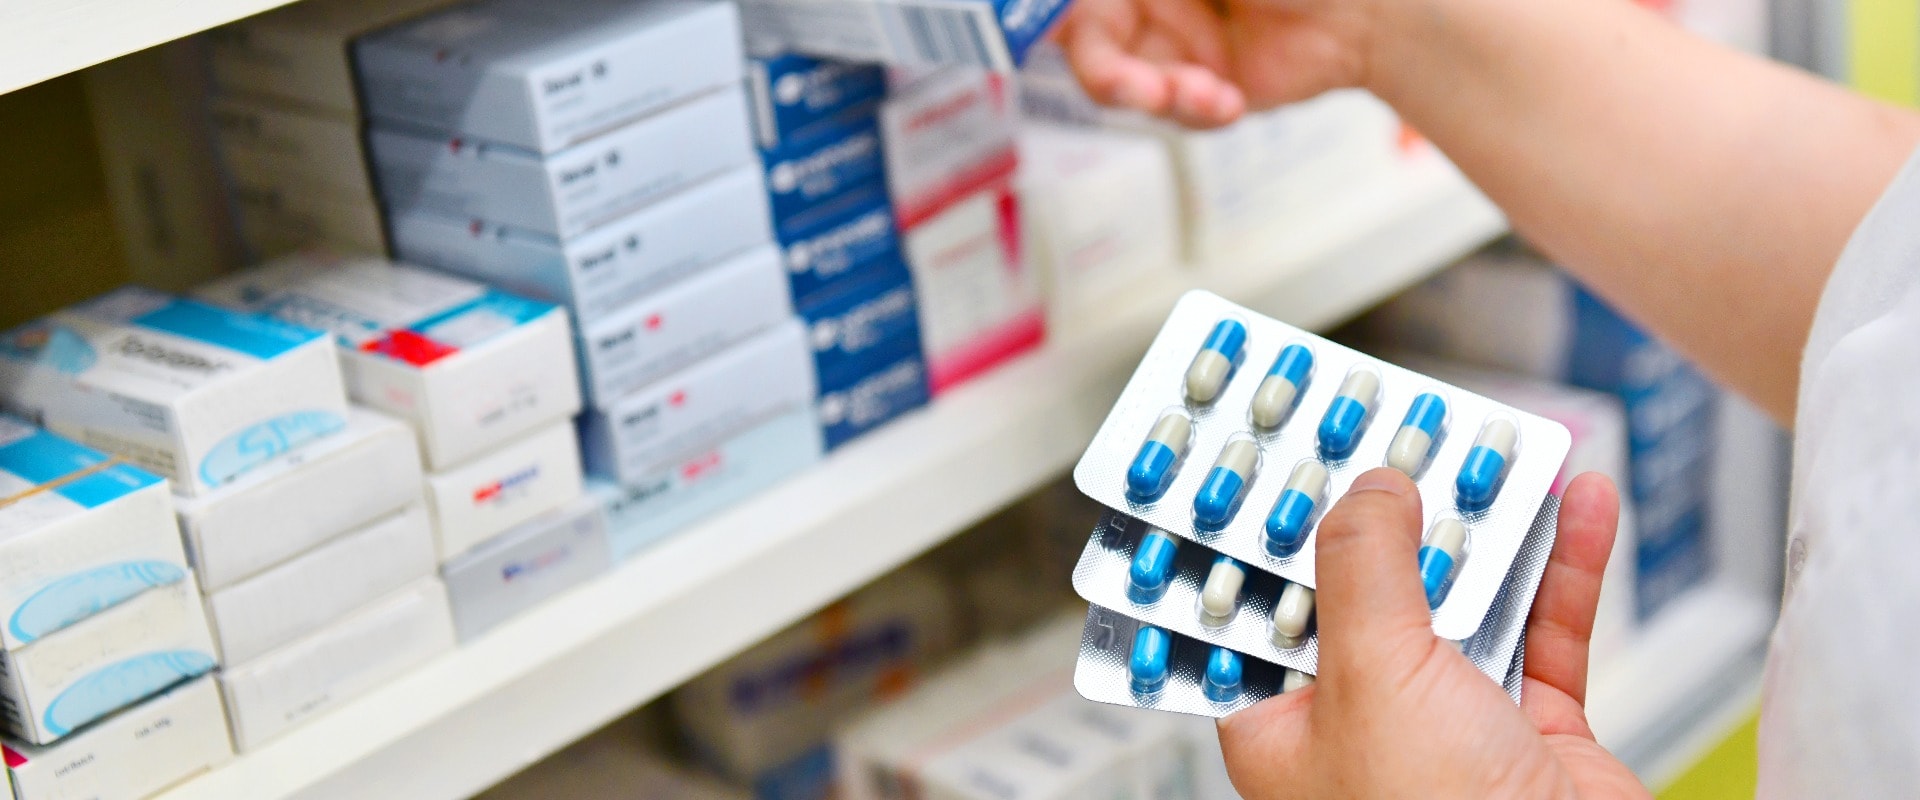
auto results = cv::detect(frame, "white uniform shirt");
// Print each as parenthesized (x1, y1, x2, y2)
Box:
(1758, 149, 1920, 795)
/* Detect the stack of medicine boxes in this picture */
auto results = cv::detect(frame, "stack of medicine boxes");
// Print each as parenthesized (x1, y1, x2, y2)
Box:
(206, 0, 456, 258)
(195, 255, 591, 644)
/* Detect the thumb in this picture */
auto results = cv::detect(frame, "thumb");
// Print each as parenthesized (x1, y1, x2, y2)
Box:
(1312, 468, 1435, 679)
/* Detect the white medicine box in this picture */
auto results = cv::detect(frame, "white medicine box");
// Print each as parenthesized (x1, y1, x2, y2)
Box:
(2, 676, 232, 800)
(0, 287, 351, 497)
(199, 254, 582, 471)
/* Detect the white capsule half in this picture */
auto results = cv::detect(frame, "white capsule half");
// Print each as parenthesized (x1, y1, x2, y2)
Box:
(1199, 557, 1247, 623)
(1282, 668, 1315, 692)
(1214, 439, 1260, 476)
(1269, 582, 1315, 649)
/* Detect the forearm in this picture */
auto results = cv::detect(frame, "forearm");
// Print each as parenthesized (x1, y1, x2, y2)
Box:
(1363, 0, 1920, 424)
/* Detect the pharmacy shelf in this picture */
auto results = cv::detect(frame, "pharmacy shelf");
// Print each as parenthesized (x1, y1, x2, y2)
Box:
(156, 153, 1504, 800)
(0, 0, 296, 95)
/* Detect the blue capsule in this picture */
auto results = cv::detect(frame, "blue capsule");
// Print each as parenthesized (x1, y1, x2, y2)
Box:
(1193, 438, 1260, 531)
(1263, 460, 1329, 557)
(1126, 411, 1193, 500)
(1316, 368, 1381, 459)
(1250, 344, 1314, 428)
(1126, 529, 1180, 604)
(1185, 320, 1247, 403)
(1456, 416, 1519, 511)
(1129, 626, 1172, 696)
(1203, 647, 1244, 702)
(1418, 517, 1469, 609)
(1385, 393, 1447, 475)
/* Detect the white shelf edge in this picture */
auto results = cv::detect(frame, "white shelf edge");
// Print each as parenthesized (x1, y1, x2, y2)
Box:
(156, 155, 1505, 800)
(1, 0, 298, 95)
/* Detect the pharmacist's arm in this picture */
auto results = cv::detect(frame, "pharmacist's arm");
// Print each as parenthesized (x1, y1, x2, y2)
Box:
(1057, 0, 1920, 425)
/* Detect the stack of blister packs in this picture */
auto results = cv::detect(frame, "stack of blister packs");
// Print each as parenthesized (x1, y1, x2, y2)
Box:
(1064, 290, 1572, 717)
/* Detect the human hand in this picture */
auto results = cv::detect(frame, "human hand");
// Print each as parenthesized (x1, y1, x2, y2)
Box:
(1051, 0, 1381, 127)
(1217, 468, 1650, 798)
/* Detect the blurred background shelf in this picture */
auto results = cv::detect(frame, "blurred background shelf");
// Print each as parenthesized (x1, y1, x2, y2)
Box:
(154, 152, 1505, 800)
(0, 0, 297, 95)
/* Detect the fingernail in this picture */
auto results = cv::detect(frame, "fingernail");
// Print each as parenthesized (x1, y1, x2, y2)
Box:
(1347, 468, 1413, 497)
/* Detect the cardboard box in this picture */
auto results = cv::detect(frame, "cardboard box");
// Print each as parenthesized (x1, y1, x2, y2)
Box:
(199, 255, 581, 470)
(901, 183, 1043, 392)
(577, 244, 793, 408)
(592, 405, 823, 561)
(580, 321, 815, 486)
(353, 0, 745, 154)
(424, 422, 584, 561)
(2, 676, 232, 800)
(776, 182, 903, 309)
(760, 112, 886, 230)
(204, 504, 436, 665)
(207, 0, 458, 114)
(0, 287, 351, 497)
(211, 95, 375, 202)
(816, 350, 928, 452)
(1017, 124, 1180, 324)
(796, 260, 920, 384)
(388, 164, 775, 328)
(746, 53, 887, 149)
(0, 417, 186, 650)
(878, 67, 1018, 227)
(233, 182, 388, 259)
(737, 0, 1069, 71)
(0, 578, 217, 744)
(218, 577, 454, 751)
(175, 407, 422, 592)
(367, 85, 755, 239)
(442, 497, 611, 641)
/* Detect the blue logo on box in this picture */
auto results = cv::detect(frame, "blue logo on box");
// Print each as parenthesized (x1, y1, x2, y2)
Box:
(198, 410, 346, 488)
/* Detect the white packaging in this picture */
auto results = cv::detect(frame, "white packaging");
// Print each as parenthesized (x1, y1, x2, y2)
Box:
(199, 254, 582, 470)
(367, 85, 755, 239)
(233, 181, 388, 258)
(0, 287, 351, 498)
(902, 184, 1044, 393)
(580, 321, 816, 485)
(2, 676, 232, 800)
(578, 245, 794, 408)
(218, 577, 454, 751)
(175, 407, 423, 592)
(0, 418, 186, 651)
(206, 0, 459, 114)
(878, 67, 1019, 227)
(424, 423, 585, 561)
(353, 0, 745, 154)
(1017, 125, 1180, 325)
(211, 95, 374, 202)
(204, 504, 436, 665)
(441, 497, 611, 641)
(0, 578, 217, 745)
(387, 164, 775, 328)
(737, 0, 1071, 71)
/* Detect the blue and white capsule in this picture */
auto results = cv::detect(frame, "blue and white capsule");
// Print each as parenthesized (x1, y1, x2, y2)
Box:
(1282, 668, 1315, 693)
(1198, 555, 1247, 626)
(1250, 343, 1314, 428)
(1203, 646, 1244, 703)
(1192, 436, 1261, 531)
(1418, 517, 1469, 609)
(1126, 410, 1194, 500)
(1385, 392, 1448, 475)
(1316, 367, 1381, 459)
(1455, 415, 1520, 511)
(1186, 319, 1248, 403)
(1269, 581, 1315, 649)
(1129, 625, 1172, 696)
(1126, 528, 1181, 604)
(1263, 460, 1329, 558)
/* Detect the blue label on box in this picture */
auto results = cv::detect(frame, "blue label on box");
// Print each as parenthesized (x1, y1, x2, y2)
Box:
(761, 114, 886, 225)
(816, 350, 930, 451)
(132, 298, 326, 360)
(995, 0, 1075, 66)
(0, 428, 163, 507)
(753, 53, 887, 148)
(799, 263, 922, 385)
(779, 184, 903, 308)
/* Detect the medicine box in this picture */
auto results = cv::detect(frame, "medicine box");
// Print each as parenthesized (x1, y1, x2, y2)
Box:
(175, 407, 422, 592)
(387, 164, 774, 329)
(353, 0, 745, 154)
(796, 259, 920, 384)
(2, 676, 232, 800)
(207, 0, 456, 114)
(0, 417, 186, 651)
(901, 183, 1043, 393)
(578, 244, 793, 408)
(211, 95, 375, 203)
(199, 255, 581, 470)
(0, 287, 351, 498)
(736, 0, 1070, 72)
(441, 496, 611, 641)
(777, 183, 904, 309)
(367, 85, 755, 239)
(204, 504, 435, 665)
(219, 576, 454, 751)
(1016, 124, 1180, 325)
(424, 421, 584, 561)
(0, 577, 217, 745)
(233, 183, 388, 258)
(816, 350, 928, 451)
(878, 67, 1018, 227)
(581, 321, 816, 486)
(747, 53, 888, 150)
(592, 405, 823, 561)
(761, 111, 887, 229)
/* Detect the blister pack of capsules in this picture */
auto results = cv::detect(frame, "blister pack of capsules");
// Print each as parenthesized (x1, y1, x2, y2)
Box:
(1071, 496, 1558, 717)
(1072, 291, 1571, 639)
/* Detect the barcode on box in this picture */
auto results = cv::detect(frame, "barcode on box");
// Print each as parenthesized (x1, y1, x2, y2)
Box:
(893, 4, 995, 67)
